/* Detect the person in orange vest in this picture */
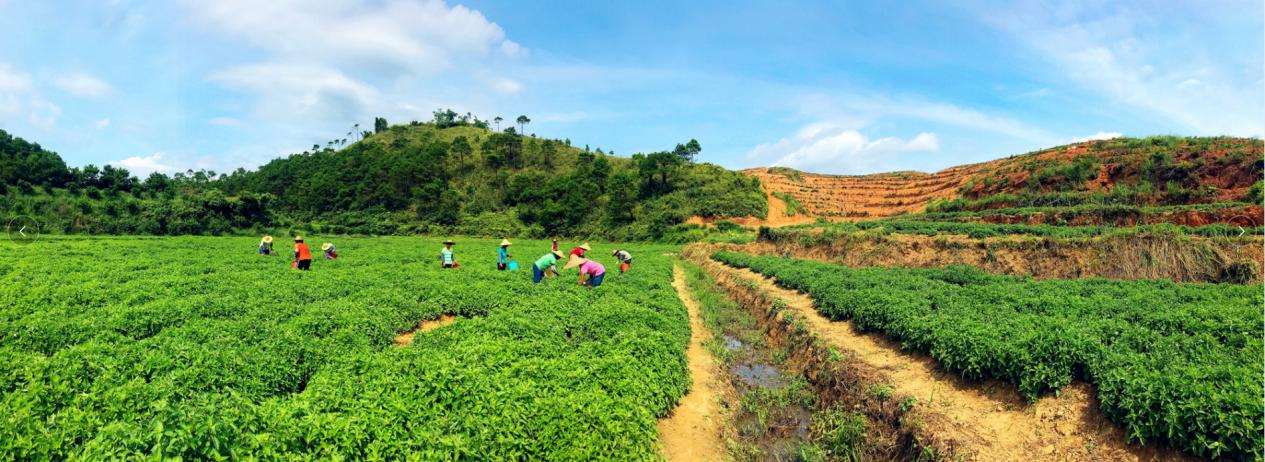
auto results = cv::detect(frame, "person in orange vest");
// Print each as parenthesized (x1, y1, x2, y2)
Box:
(612, 249, 632, 274)
(293, 236, 313, 270)
(322, 242, 337, 260)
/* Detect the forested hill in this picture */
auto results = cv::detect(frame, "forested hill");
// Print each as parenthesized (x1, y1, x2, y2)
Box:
(0, 118, 767, 241)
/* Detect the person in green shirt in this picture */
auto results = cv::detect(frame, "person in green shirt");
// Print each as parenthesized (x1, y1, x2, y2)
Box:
(533, 249, 564, 283)
(440, 240, 456, 268)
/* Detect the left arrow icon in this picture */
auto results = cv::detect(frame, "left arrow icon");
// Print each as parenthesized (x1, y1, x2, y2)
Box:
(19, 226, 25, 236)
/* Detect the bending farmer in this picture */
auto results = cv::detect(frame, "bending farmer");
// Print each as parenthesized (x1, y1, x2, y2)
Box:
(569, 243, 591, 259)
(259, 235, 274, 255)
(293, 236, 312, 271)
(612, 249, 632, 274)
(322, 242, 337, 260)
(578, 258, 606, 288)
(533, 250, 564, 283)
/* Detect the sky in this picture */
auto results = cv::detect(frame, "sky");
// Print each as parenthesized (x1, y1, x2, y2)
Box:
(0, 0, 1261, 176)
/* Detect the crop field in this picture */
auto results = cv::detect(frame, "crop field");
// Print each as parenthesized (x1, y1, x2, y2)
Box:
(767, 220, 1264, 240)
(1, 236, 689, 460)
(712, 251, 1264, 459)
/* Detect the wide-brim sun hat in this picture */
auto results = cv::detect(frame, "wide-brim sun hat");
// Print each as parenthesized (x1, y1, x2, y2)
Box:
(579, 243, 591, 251)
(443, 240, 455, 245)
(612, 249, 619, 256)
(500, 239, 511, 246)
(322, 243, 332, 251)
(551, 250, 564, 258)
(262, 236, 272, 243)
(294, 236, 303, 242)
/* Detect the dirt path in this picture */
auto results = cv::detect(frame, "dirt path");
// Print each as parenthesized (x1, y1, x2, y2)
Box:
(709, 260, 1191, 462)
(657, 265, 726, 461)
(762, 191, 816, 227)
(392, 314, 457, 346)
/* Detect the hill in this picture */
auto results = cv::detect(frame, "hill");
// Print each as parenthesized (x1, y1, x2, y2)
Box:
(0, 119, 766, 241)
(743, 136, 1263, 227)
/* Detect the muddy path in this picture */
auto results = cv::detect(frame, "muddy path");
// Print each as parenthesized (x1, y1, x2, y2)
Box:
(657, 265, 726, 461)
(692, 250, 1193, 462)
(392, 314, 457, 346)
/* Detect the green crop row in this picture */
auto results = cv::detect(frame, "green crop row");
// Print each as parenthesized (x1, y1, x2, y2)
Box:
(769, 220, 1264, 241)
(0, 236, 690, 460)
(711, 251, 1263, 460)
(911, 201, 1259, 224)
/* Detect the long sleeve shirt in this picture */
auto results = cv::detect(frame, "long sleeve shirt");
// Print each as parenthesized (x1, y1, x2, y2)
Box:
(498, 247, 509, 264)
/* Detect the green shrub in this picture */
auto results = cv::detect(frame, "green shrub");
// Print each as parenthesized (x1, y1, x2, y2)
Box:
(712, 251, 1264, 459)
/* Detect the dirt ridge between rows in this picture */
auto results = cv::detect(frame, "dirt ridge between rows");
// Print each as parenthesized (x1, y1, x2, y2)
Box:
(392, 314, 457, 346)
(657, 265, 726, 461)
(687, 246, 1193, 461)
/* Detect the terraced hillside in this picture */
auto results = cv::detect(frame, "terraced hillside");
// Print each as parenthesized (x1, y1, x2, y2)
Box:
(742, 136, 1263, 226)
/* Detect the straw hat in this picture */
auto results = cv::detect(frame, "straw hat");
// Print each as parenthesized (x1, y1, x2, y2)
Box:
(500, 239, 511, 246)
(563, 254, 584, 270)
(321, 243, 332, 251)
(443, 239, 455, 245)
(551, 249, 564, 258)
(262, 235, 272, 243)
(579, 243, 591, 251)
(294, 235, 303, 242)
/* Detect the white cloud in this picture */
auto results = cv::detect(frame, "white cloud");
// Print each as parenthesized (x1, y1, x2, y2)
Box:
(187, 0, 528, 149)
(486, 76, 523, 96)
(748, 124, 939, 174)
(95, 118, 111, 128)
(111, 153, 177, 175)
(209, 63, 379, 121)
(53, 73, 113, 98)
(791, 92, 1051, 142)
(0, 64, 61, 129)
(1176, 78, 1200, 89)
(0, 64, 33, 119)
(1071, 131, 1122, 143)
(184, 0, 523, 75)
(26, 99, 61, 130)
(979, 3, 1264, 137)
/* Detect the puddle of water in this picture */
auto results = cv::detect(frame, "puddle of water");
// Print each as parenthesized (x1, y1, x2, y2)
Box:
(734, 363, 783, 388)
(724, 335, 745, 351)
(735, 407, 813, 460)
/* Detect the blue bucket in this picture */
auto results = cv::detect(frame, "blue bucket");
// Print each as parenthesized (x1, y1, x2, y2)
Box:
(507, 261, 519, 271)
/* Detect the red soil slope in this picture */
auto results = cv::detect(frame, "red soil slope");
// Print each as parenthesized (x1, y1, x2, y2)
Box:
(741, 137, 1262, 224)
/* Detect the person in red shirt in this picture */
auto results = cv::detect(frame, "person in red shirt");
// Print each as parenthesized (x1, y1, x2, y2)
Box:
(569, 243, 590, 258)
(293, 236, 313, 270)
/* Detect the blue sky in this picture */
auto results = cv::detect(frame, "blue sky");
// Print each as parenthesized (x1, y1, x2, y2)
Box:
(0, 0, 1261, 176)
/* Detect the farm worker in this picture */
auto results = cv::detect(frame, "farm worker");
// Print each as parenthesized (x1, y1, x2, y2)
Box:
(563, 243, 592, 272)
(570, 243, 591, 259)
(322, 242, 337, 260)
(259, 235, 274, 255)
(545, 238, 562, 275)
(293, 236, 312, 271)
(612, 249, 632, 274)
(533, 249, 565, 283)
(497, 239, 512, 270)
(578, 258, 607, 288)
(440, 240, 457, 268)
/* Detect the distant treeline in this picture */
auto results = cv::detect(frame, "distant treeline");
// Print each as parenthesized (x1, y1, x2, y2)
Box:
(1, 113, 767, 241)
